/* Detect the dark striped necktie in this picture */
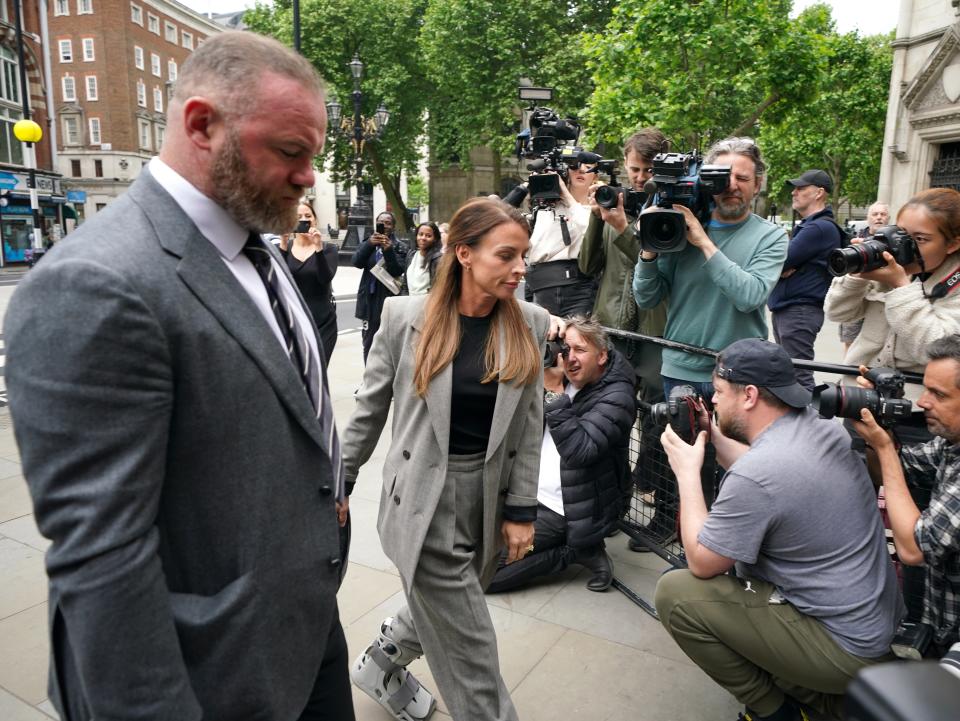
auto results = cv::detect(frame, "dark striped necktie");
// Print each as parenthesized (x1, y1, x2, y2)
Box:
(242, 234, 344, 501)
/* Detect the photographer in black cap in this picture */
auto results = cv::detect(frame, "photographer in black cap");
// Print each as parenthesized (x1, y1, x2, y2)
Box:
(767, 169, 846, 391)
(655, 338, 903, 721)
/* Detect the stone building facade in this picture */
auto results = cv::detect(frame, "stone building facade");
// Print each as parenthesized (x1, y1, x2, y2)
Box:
(878, 0, 960, 213)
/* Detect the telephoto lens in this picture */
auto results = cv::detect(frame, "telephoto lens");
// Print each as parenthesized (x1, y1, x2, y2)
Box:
(812, 383, 913, 426)
(828, 240, 889, 276)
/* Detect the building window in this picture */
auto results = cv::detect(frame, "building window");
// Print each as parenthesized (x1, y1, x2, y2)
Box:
(77, 0, 92, 14)
(130, 2, 141, 24)
(71, 159, 81, 176)
(136, 79, 146, 107)
(59, 40, 73, 63)
(138, 119, 151, 150)
(89, 117, 101, 145)
(63, 115, 80, 145)
(150, 53, 160, 77)
(147, 13, 159, 34)
(0, 107, 23, 166)
(62, 75, 76, 102)
(1, 47, 20, 105)
(94, 159, 103, 177)
(55, 0, 69, 15)
(153, 86, 163, 112)
(85, 75, 97, 101)
(134, 46, 144, 70)
(164, 22, 177, 44)
(167, 59, 177, 81)
(156, 124, 165, 149)
(181, 31, 193, 50)
(82, 38, 94, 62)
(95, 203, 106, 212)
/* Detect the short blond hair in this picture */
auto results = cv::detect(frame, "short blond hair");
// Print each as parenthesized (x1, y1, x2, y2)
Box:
(173, 32, 324, 117)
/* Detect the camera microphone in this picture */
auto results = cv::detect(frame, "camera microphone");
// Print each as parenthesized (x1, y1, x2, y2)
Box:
(643, 179, 658, 196)
(527, 159, 548, 172)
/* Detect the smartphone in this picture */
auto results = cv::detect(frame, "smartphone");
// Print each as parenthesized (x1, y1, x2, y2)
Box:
(376, 222, 385, 235)
(295, 219, 310, 234)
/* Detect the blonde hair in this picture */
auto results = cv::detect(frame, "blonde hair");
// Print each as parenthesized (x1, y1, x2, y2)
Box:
(413, 198, 541, 397)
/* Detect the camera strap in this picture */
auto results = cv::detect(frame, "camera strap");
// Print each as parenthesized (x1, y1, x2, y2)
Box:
(929, 263, 960, 300)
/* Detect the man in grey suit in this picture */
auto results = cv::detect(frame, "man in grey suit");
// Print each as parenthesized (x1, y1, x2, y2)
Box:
(5, 32, 353, 721)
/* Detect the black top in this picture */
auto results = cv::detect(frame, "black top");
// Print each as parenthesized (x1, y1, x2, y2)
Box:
(282, 244, 339, 329)
(449, 313, 498, 454)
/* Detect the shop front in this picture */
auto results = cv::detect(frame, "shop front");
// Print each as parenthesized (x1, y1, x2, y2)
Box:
(0, 169, 66, 264)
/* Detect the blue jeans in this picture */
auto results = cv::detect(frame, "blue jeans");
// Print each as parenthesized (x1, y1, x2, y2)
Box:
(662, 376, 715, 403)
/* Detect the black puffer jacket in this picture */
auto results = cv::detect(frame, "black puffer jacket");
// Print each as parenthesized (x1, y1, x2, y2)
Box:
(545, 349, 636, 548)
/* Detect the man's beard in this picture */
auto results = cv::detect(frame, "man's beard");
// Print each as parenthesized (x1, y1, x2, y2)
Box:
(715, 195, 750, 221)
(209, 130, 301, 234)
(718, 412, 750, 445)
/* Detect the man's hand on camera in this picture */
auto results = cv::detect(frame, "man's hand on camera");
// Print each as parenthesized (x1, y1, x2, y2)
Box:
(599, 191, 629, 234)
(855, 365, 877, 390)
(547, 314, 566, 341)
(675, 204, 717, 258)
(856, 251, 910, 288)
(661, 424, 708, 482)
(851, 408, 896, 451)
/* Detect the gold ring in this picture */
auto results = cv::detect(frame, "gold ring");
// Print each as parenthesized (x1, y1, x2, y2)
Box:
(525, 544, 535, 553)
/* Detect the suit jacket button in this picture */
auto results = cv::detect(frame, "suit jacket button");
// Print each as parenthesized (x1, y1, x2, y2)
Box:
(329, 557, 342, 570)
(319, 485, 332, 496)
(508, 450, 517, 458)
(394, 494, 401, 505)
(402, 450, 411, 460)
(500, 488, 508, 496)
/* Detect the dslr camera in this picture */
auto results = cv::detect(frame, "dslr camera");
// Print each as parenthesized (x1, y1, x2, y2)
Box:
(593, 159, 647, 217)
(812, 367, 913, 427)
(637, 150, 731, 254)
(543, 339, 570, 368)
(828, 225, 918, 277)
(649, 384, 708, 444)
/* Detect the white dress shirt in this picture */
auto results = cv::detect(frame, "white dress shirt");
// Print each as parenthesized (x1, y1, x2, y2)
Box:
(148, 157, 323, 374)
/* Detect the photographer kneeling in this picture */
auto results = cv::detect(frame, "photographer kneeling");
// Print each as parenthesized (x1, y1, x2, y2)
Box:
(853, 334, 960, 659)
(654, 338, 903, 721)
(486, 316, 636, 593)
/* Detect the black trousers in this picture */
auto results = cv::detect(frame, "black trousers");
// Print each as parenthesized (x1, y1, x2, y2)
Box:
(772, 303, 824, 392)
(486, 504, 603, 593)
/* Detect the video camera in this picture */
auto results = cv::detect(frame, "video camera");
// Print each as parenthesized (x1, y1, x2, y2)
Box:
(636, 150, 731, 254)
(813, 367, 913, 428)
(828, 225, 918, 277)
(593, 159, 647, 217)
(649, 384, 709, 444)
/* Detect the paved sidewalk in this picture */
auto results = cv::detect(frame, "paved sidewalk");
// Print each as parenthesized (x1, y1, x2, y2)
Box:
(0, 273, 850, 720)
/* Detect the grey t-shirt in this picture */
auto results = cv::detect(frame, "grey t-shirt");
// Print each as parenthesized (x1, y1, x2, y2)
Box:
(699, 407, 904, 658)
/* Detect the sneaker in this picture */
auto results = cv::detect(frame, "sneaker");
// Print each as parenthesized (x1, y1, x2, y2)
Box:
(628, 521, 677, 552)
(737, 700, 809, 721)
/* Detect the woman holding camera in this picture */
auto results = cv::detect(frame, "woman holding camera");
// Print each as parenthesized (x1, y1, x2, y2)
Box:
(525, 156, 598, 317)
(825, 188, 960, 403)
(341, 198, 549, 721)
(405, 221, 443, 295)
(280, 202, 340, 359)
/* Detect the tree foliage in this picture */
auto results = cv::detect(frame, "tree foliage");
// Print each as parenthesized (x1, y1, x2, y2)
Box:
(582, 0, 826, 152)
(419, 0, 615, 178)
(759, 29, 893, 213)
(245, 0, 429, 229)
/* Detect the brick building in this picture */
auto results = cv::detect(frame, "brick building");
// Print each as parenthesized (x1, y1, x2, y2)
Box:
(48, 0, 221, 221)
(0, 0, 60, 264)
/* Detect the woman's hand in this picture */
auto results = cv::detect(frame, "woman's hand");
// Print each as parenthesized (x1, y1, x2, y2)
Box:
(501, 520, 535, 564)
(855, 251, 911, 288)
(308, 227, 323, 248)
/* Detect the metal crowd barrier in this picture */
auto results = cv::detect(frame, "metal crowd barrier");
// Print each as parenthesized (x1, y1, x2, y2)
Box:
(601, 328, 926, 620)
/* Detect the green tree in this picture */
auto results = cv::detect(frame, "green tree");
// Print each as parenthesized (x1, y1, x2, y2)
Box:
(246, 0, 429, 230)
(759, 30, 893, 215)
(582, 0, 826, 152)
(419, 1, 614, 191)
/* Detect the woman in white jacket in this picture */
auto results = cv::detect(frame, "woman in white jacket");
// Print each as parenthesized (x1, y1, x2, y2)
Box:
(825, 188, 960, 403)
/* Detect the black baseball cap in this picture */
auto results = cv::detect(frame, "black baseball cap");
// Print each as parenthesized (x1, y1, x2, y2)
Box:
(714, 338, 811, 409)
(786, 169, 832, 193)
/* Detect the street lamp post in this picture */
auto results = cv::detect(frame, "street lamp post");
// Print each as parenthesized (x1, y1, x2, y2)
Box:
(12, 0, 43, 253)
(325, 54, 389, 252)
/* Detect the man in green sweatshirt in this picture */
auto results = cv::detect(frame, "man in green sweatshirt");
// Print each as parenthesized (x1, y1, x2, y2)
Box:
(633, 136, 787, 401)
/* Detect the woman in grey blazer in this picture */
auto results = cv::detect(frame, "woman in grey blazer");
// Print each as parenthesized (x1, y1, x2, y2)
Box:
(341, 198, 550, 721)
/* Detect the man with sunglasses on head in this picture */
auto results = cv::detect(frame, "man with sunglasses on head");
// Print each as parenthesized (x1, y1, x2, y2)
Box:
(655, 338, 903, 721)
